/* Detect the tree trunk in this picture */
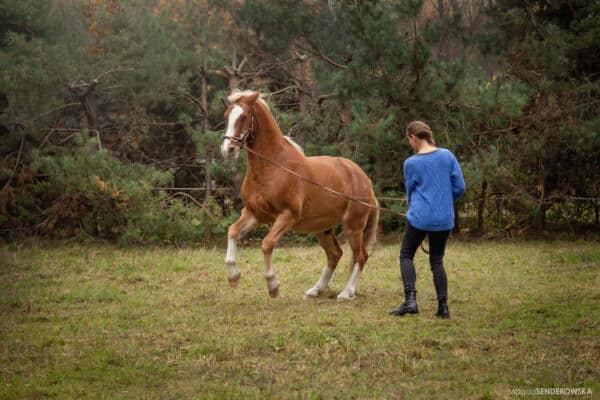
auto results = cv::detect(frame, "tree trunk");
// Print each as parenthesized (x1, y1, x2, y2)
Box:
(437, 0, 445, 18)
(449, 0, 460, 13)
(477, 179, 487, 233)
(297, 86, 306, 148)
(437, 0, 449, 60)
(410, 22, 422, 94)
(81, 93, 98, 134)
(453, 201, 461, 234)
(293, 42, 310, 148)
(202, 78, 211, 199)
(202, 34, 211, 201)
(80, 81, 101, 152)
(202, 30, 212, 242)
(536, 201, 547, 231)
(536, 175, 551, 231)
(229, 47, 239, 91)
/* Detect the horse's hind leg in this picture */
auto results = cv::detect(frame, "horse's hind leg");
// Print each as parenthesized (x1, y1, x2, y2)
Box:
(225, 207, 258, 287)
(337, 227, 368, 301)
(304, 230, 343, 299)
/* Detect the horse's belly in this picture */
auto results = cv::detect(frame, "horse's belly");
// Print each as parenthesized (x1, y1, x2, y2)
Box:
(292, 202, 344, 233)
(291, 216, 338, 234)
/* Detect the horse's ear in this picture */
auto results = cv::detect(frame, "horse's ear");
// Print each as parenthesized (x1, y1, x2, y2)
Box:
(245, 92, 260, 106)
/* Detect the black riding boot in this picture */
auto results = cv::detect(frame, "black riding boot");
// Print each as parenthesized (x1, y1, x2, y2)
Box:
(436, 297, 450, 319)
(389, 291, 418, 316)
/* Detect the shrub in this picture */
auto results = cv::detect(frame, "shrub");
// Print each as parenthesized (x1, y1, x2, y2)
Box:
(2, 134, 225, 244)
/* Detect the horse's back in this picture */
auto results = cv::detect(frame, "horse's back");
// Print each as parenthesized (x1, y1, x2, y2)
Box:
(306, 155, 373, 192)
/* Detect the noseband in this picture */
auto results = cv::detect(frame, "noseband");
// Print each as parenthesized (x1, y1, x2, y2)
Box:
(222, 113, 255, 147)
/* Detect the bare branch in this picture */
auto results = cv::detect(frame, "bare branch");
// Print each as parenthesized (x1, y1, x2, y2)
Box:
(180, 91, 208, 118)
(57, 133, 82, 145)
(474, 126, 518, 136)
(149, 187, 205, 191)
(206, 69, 230, 79)
(268, 86, 298, 98)
(1, 131, 24, 192)
(40, 128, 81, 132)
(268, 85, 312, 99)
(236, 56, 248, 74)
(169, 191, 204, 207)
(224, 66, 235, 76)
(573, 99, 600, 111)
(238, 54, 308, 83)
(93, 66, 135, 83)
(84, 80, 98, 97)
(301, 41, 394, 81)
(39, 128, 83, 148)
(524, 1, 545, 38)
(33, 102, 80, 121)
(304, 43, 348, 70)
(317, 93, 336, 104)
(67, 67, 135, 96)
(440, 101, 481, 111)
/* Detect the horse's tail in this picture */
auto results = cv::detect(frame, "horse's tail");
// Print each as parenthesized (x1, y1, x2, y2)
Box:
(363, 195, 379, 255)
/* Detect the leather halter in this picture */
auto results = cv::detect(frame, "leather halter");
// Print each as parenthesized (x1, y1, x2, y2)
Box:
(222, 112, 255, 146)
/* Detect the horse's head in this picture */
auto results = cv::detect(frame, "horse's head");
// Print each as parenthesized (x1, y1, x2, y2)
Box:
(221, 91, 261, 160)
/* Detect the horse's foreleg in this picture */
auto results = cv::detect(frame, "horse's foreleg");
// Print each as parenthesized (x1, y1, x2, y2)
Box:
(225, 208, 258, 287)
(262, 210, 296, 298)
(304, 231, 343, 299)
(337, 228, 368, 301)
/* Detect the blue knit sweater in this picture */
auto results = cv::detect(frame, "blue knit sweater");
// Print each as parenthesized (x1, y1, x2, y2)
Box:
(403, 148, 465, 231)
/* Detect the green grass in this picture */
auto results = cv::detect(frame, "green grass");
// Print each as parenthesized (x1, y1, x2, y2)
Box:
(1, 240, 599, 399)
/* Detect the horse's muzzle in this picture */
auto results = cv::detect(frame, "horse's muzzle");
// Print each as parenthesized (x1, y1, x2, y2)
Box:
(221, 142, 240, 160)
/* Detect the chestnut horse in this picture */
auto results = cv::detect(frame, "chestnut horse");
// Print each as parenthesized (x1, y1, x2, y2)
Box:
(220, 90, 379, 300)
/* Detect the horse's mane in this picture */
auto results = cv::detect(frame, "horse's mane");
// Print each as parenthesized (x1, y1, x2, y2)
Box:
(228, 89, 305, 155)
(228, 89, 270, 110)
(283, 135, 304, 155)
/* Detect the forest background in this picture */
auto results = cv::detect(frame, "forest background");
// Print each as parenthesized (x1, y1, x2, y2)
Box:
(1, 0, 599, 244)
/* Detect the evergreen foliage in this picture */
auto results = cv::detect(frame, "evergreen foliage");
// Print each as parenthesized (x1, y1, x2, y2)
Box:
(0, 0, 598, 242)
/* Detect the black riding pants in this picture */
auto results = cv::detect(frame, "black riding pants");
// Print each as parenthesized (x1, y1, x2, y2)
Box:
(399, 223, 451, 300)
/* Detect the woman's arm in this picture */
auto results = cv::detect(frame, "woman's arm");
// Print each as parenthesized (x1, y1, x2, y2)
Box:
(450, 155, 465, 200)
(403, 159, 416, 206)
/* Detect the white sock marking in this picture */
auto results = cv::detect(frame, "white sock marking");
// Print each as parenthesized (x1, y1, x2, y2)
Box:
(265, 272, 279, 291)
(305, 266, 334, 297)
(225, 237, 239, 279)
(338, 263, 361, 300)
(224, 214, 257, 282)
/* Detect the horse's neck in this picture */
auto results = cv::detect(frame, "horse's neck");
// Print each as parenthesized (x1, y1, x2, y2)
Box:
(246, 105, 293, 172)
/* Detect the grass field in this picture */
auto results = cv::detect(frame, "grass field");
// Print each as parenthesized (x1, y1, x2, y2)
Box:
(1, 239, 599, 399)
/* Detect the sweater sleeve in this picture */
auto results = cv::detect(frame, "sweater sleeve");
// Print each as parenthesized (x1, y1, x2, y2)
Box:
(450, 154, 465, 200)
(403, 159, 416, 206)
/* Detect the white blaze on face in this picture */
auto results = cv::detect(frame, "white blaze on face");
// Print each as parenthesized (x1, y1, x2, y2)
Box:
(221, 105, 244, 159)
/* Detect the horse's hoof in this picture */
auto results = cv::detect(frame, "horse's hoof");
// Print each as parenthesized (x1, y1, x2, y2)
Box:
(228, 279, 240, 288)
(228, 272, 241, 287)
(303, 287, 320, 299)
(337, 291, 355, 301)
(269, 284, 280, 298)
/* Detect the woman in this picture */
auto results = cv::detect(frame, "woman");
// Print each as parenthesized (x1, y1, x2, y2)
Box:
(389, 121, 465, 319)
